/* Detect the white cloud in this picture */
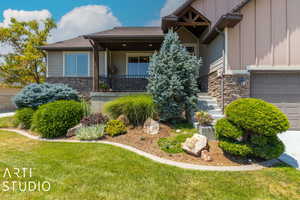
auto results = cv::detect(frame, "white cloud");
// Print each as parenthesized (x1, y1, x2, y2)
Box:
(0, 9, 52, 57)
(147, 0, 188, 26)
(50, 5, 121, 42)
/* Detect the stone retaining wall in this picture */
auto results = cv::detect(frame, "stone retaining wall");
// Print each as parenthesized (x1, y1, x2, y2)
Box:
(46, 77, 93, 94)
(208, 71, 250, 109)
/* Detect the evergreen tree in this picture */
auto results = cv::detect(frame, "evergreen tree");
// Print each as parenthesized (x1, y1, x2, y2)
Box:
(147, 30, 202, 121)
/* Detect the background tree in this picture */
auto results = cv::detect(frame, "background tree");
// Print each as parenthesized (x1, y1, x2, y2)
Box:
(147, 30, 202, 122)
(0, 18, 56, 86)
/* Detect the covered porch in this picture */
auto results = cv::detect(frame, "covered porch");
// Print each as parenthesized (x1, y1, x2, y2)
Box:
(84, 27, 164, 92)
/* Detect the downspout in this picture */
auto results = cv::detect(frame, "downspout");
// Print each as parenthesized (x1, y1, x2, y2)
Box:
(215, 27, 226, 114)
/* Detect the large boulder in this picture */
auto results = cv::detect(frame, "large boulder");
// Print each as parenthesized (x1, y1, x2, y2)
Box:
(66, 124, 82, 137)
(143, 118, 160, 135)
(182, 134, 208, 157)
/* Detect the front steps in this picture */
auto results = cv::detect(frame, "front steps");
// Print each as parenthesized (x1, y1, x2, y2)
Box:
(197, 93, 224, 124)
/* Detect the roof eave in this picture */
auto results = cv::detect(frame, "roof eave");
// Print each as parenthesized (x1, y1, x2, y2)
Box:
(202, 13, 243, 44)
(84, 35, 164, 40)
(40, 46, 92, 51)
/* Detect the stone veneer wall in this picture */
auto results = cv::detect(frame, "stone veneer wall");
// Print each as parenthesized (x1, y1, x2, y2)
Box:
(46, 77, 93, 94)
(208, 71, 250, 109)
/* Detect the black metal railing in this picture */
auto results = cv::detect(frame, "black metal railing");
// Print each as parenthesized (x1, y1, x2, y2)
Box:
(100, 75, 149, 92)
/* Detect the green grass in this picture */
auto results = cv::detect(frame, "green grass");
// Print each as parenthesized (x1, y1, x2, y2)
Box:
(0, 130, 299, 200)
(0, 116, 16, 128)
(171, 122, 198, 134)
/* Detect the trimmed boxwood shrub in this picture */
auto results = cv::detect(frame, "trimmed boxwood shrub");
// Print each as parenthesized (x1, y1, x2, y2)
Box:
(215, 118, 243, 139)
(225, 98, 290, 136)
(105, 120, 126, 137)
(216, 98, 289, 160)
(13, 83, 80, 109)
(250, 135, 285, 160)
(219, 139, 253, 157)
(104, 94, 157, 125)
(15, 108, 35, 129)
(32, 100, 84, 138)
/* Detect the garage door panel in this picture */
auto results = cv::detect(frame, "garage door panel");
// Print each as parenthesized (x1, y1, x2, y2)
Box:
(251, 72, 300, 130)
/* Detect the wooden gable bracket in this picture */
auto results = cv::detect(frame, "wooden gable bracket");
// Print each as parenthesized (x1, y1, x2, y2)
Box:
(177, 6, 210, 27)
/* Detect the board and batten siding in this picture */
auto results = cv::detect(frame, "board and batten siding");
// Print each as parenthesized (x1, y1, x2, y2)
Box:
(47, 51, 106, 77)
(191, 0, 244, 26)
(199, 34, 225, 76)
(227, 0, 300, 72)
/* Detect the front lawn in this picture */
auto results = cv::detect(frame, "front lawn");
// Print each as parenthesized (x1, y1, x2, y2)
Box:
(0, 130, 299, 200)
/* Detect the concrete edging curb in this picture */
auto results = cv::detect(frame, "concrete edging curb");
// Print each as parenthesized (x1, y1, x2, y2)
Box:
(0, 128, 280, 171)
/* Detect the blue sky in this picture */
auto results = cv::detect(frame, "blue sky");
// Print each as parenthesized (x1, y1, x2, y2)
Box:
(0, 0, 185, 45)
(0, 0, 166, 26)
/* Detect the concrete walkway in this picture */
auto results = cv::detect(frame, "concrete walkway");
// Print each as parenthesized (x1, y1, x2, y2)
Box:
(0, 112, 15, 118)
(0, 128, 280, 172)
(279, 131, 300, 170)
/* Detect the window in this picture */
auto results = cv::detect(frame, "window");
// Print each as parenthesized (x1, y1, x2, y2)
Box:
(64, 53, 89, 76)
(127, 54, 150, 76)
(184, 44, 197, 56)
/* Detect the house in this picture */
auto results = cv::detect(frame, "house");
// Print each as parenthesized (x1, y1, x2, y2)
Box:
(41, 0, 300, 129)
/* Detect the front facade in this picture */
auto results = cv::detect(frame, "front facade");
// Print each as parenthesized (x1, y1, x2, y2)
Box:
(42, 0, 300, 129)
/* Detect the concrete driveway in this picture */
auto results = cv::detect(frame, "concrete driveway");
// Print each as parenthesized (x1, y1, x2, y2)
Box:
(279, 131, 300, 170)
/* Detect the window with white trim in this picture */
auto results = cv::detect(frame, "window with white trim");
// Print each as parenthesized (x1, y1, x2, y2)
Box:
(64, 53, 89, 76)
(127, 54, 151, 76)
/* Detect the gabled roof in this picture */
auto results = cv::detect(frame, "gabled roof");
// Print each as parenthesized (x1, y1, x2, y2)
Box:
(84, 27, 164, 39)
(41, 27, 164, 50)
(40, 36, 92, 51)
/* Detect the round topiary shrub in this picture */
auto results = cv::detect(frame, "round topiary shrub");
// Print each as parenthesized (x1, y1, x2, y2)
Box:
(215, 118, 243, 139)
(15, 108, 35, 129)
(225, 98, 290, 136)
(218, 139, 253, 157)
(105, 120, 126, 137)
(13, 83, 80, 109)
(249, 135, 285, 160)
(32, 100, 84, 138)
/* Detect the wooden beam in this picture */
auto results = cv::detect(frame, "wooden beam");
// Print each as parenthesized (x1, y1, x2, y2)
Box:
(176, 22, 209, 26)
(92, 45, 99, 92)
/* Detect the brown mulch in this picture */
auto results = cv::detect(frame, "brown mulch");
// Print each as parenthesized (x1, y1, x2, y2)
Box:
(24, 124, 258, 166)
(104, 124, 255, 166)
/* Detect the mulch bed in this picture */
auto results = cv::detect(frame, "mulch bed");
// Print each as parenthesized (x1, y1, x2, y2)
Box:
(103, 124, 258, 166)
(24, 124, 262, 166)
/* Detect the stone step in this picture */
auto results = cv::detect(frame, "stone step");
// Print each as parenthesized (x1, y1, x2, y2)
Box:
(207, 109, 223, 115)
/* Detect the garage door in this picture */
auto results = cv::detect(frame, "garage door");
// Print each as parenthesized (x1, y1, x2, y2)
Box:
(251, 72, 300, 130)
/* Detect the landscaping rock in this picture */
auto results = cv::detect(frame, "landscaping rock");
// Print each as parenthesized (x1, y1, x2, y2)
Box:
(201, 150, 213, 162)
(117, 115, 130, 126)
(182, 134, 208, 157)
(67, 124, 82, 137)
(143, 118, 160, 135)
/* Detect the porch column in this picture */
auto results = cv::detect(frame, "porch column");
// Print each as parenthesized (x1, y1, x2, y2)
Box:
(92, 45, 99, 92)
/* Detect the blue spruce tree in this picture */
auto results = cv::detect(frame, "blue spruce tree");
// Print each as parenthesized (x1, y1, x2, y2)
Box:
(147, 30, 202, 122)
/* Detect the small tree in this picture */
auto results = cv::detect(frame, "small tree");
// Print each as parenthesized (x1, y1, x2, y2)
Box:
(147, 30, 202, 121)
(0, 18, 56, 86)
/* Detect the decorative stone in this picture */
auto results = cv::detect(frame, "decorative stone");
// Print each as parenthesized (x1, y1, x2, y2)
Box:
(176, 129, 181, 133)
(199, 126, 216, 140)
(182, 134, 208, 157)
(201, 150, 213, 162)
(117, 115, 130, 126)
(143, 118, 160, 135)
(66, 124, 83, 137)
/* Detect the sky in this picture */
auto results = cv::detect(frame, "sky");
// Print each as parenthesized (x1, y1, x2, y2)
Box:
(0, 0, 187, 43)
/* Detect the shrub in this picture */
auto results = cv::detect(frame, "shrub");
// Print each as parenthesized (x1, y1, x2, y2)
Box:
(194, 111, 213, 126)
(104, 94, 157, 125)
(225, 98, 290, 136)
(105, 120, 126, 137)
(80, 98, 91, 117)
(218, 139, 253, 157)
(80, 113, 109, 127)
(15, 108, 35, 129)
(13, 83, 80, 109)
(76, 124, 105, 140)
(0, 116, 17, 128)
(32, 100, 84, 138)
(250, 135, 285, 160)
(215, 118, 243, 139)
(158, 134, 193, 154)
(147, 30, 202, 121)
